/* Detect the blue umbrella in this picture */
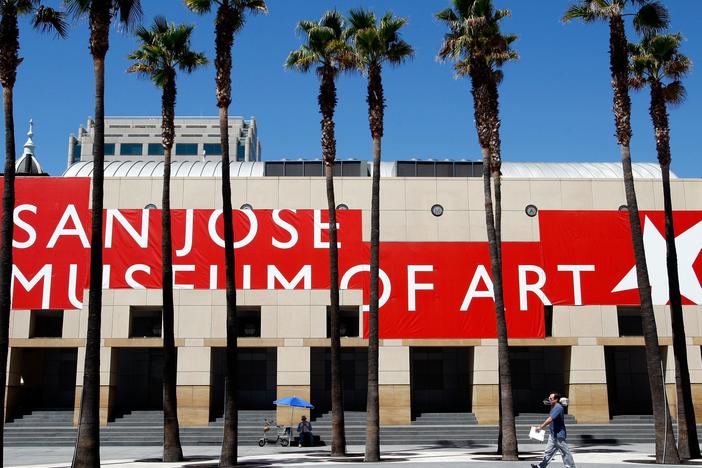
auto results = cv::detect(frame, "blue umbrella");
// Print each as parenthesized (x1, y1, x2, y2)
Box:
(273, 396, 314, 409)
(274, 396, 314, 442)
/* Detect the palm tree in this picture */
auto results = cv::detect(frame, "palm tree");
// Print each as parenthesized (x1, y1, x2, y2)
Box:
(629, 32, 698, 460)
(128, 17, 207, 462)
(436, 0, 518, 460)
(345, 9, 413, 462)
(286, 10, 353, 457)
(0, 3, 66, 465)
(65, 1, 142, 466)
(563, 1, 679, 463)
(183, 1, 266, 465)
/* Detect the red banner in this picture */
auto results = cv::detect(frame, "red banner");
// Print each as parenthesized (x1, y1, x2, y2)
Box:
(6, 178, 702, 339)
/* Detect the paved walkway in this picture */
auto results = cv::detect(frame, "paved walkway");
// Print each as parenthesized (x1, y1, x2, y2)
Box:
(6, 443, 701, 467)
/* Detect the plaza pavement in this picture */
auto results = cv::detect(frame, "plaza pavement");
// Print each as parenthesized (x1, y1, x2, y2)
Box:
(5, 443, 701, 467)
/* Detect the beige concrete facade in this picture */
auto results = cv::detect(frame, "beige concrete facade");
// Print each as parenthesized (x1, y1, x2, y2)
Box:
(6, 175, 702, 426)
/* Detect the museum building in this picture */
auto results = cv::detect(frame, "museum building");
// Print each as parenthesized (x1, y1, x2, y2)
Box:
(4, 117, 702, 429)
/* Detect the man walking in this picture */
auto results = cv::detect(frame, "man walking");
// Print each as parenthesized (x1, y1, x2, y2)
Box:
(531, 392, 576, 468)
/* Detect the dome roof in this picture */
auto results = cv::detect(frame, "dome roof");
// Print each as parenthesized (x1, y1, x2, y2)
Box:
(63, 160, 265, 178)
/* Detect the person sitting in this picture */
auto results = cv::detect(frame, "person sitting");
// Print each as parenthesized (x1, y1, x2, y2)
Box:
(296, 415, 313, 447)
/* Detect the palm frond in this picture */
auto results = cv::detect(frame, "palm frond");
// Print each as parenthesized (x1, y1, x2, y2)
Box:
(183, 0, 213, 14)
(63, 0, 90, 18)
(32, 6, 68, 38)
(662, 80, 686, 106)
(114, 0, 143, 31)
(127, 16, 207, 88)
(633, 1, 669, 35)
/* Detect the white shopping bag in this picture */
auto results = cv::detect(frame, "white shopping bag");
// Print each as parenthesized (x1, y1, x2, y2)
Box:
(529, 426, 545, 442)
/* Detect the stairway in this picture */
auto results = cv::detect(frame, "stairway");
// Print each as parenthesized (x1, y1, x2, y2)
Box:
(2, 409, 695, 447)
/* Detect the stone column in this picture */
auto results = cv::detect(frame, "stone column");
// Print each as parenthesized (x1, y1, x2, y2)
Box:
(662, 343, 702, 421)
(686, 343, 702, 420)
(176, 345, 211, 427)
(472, 344, 498, 424)
(73, 346, 117, 426)
(276, 342, 310, 426)
(379, 341, 410, 425)
(5, 347, 22, 422)
(567, 345, 609, 423)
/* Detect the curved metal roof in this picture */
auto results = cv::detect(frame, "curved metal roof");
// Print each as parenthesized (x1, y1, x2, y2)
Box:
(63, 160, 266, 178)
(63, 160, 674, 179)
(499, 162, 672, 179)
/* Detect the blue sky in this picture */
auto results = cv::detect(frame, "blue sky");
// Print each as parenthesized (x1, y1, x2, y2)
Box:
(10, 0, 702, 177)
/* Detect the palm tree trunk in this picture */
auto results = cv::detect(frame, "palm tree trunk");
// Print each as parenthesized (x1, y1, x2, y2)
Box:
(73, 55, 105, 468)
(649, 83, 699, 459)
(365, 63, 383, 463)
(662, 163, 698, 459)
(621, 145, 679, 464)
(483, 154, 517, 460)
(320, 69, 346, 457)
(214, 5, 238, 466)
(608, 16, 679, 464)
(365, 136, 381, 463)
(161, 76, 183, 463)
(0, 84, 17, 468)
(219, 103, 238, 467)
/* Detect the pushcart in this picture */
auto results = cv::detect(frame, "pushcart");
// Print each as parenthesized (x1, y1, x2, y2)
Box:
(258, 419, 290, 447)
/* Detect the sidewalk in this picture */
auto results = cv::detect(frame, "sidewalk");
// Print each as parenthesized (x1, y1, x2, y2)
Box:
(6, 443, 700, 467)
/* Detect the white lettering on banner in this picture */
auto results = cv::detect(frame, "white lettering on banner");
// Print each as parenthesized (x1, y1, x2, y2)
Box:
(13, 204, 37, 249)
(126, 264, 150, 289)
(407, 265, 434, 312)
(267, 265, 312, 289)
(207, 209, 259, 249)
(47, 205, 89, 248)
(518, 265, 551, 311)
(242, 265, 251, 289)
(11, 264, 52, 309)
(339, 264, 391, 312)
(68, 264, 83, 308)
(272, 209, 299, 249)
(102, 265, 111, 289)
(173, 264, 195, 289)
(176, 209, 194, 257)
(313, 210, 341, 249)
(557, 264, 595, 305)
(209, 265, 218, 289)
(105, 209, 149, 248)
(460, 265, 494, 311)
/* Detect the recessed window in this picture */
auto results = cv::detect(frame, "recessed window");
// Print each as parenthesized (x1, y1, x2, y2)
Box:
(30, 310, 63, 338)
(72, 144, 81, 163)
(120, 143, 143, 156)
(129, 307, 162, 338)
(175, 143, 198, 156)
(203, 143, 222, 156)
(326, 307, 360, 338)
(237, 308, 261, 337)
(104, 143, 116, 156)
(236, 143, 246, 161)
(617, 306, 643, 336)
(147, 143, 164, 156)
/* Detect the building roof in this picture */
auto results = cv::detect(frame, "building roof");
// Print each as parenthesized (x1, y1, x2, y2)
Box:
(63, 160, 265, 178)
(62, 160, 676, 179)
